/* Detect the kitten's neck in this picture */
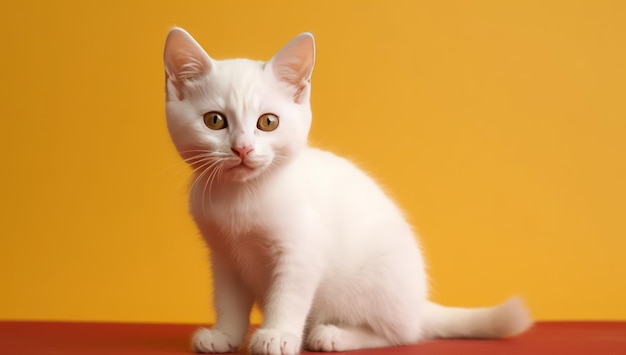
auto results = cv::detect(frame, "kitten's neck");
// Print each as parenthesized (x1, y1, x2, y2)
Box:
(189, 149, 303, 219)
(190, 168, 278, 214)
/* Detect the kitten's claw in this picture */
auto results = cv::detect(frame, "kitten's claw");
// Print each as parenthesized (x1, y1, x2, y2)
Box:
(192, 328, 238, 353)
(250, 329, 300, 355)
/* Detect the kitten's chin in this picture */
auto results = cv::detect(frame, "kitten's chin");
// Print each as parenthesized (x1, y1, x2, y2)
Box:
(223, 162, 268, 183)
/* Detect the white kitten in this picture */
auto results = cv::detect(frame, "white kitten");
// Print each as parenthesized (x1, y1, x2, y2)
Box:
(163, 28, 532, 355)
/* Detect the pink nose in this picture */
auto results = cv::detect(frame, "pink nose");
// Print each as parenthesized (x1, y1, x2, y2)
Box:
(231, 146, 254, 159)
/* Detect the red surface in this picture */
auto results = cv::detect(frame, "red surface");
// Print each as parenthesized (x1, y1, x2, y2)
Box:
(0, 321, 625, 354)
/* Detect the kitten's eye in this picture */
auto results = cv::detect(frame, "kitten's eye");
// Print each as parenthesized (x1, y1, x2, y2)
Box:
(203, 112, 227, 130)
(257, 113, 279, 132)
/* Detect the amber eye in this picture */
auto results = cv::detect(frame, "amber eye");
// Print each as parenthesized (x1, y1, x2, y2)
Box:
(203, 112, 227, 130)
(257, 113, 279, 132)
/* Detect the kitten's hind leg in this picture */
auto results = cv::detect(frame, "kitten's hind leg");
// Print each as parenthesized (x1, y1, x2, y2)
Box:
(305, 324, 394, 352)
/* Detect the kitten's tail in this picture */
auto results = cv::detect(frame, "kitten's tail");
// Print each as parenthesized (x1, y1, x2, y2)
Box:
(422, 296, 533, 339)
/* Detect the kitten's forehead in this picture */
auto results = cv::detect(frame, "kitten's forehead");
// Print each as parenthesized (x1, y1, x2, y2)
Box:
(208, 59, 269, 113)
(215, 58, 266, 82)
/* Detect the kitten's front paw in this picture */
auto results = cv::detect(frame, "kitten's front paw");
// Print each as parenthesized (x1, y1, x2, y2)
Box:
(306, 324, 346, 352)
(192, 328, 238, 353)
(249, 329, 300, 355)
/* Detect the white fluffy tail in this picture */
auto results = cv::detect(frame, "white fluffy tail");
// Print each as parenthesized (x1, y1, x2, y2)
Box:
(422, 297, 533, 339)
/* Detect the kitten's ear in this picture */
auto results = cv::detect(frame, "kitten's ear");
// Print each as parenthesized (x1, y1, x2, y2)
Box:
(164, 27, 213, 100)
(268, 33, 315, 104)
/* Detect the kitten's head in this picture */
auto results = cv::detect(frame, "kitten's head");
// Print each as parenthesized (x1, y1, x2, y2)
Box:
(164, 28, 314, 183)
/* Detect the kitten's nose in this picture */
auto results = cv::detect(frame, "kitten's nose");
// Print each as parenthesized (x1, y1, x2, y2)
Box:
(231, 146, 254, 160)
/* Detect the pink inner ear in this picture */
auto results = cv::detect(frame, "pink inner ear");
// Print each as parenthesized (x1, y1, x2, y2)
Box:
(270, 33, 315, 103)
(164, 28, 212, 98)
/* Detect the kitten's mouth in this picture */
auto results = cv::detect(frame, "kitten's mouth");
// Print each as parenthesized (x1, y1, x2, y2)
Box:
(231, 162, 254, 170)
(228, 158, 256, 169)
(224, 159, 266, 182)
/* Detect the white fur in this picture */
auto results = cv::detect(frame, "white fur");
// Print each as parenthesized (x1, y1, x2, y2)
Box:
(164, 28, 532, 355)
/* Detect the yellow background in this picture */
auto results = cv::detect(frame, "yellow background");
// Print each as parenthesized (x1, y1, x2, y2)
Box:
(1, 1, 625, 323)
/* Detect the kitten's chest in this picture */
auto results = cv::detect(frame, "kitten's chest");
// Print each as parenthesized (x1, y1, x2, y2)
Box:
(192, 172, 301, 238)
(195, 199, 287, 297)
(191, 181, 307, 295)
(191, 185, 271, 233)
(216, 196, 279, 237)
(191, 184, 288, 248)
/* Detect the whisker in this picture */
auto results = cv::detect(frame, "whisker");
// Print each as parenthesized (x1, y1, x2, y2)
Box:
(177, 149, 224, 154)
(179, 150, 230, 160)
(178, 158, 214, 192)
(162, 149, 229, 192)
(191, 160, 218, 199)
(154, 150, 224, 192)
(197, 159, 226, 216)
(201, 166, 211, 218)
(183, 156, 210, 163)
(203, 162, 219, 215)
(211, 161, 230, 213)
(154, 157, 195, 186)
(252, 152, 290, 182)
